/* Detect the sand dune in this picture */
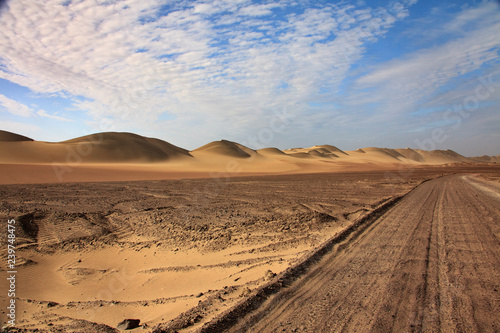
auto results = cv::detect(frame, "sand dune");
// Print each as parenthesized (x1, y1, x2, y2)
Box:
(0, 132, 191, 164)
(0, 130, 497, 184)
(308, 150, 331, 158)
(395, 148, 425, 162)
(283, 146, 340, 159)
(394, 148, 471, 164)
(64, 132, 192, 161)
(284, 146, 338, 157)
(256, 147, 287, 156)
(470, 155, 500, 163)
(191, 140, 253, 159)
(346, 147, 404, 162)
(286, 152, 316, 159)
(362, 147, 405, 160)
(315, 144, 348, 155)
(0, 130, 33, 142)
(417, 149, 471, 164)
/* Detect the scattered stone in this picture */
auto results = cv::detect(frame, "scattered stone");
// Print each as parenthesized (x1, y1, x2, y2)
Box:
(46, 301, 58, 308)
(240, 287, 252, 297)
(265, 269, 276, 280)
(20, 259, 37, 267)
(195, 292, 204, 298)
(117, 319, 140, 330)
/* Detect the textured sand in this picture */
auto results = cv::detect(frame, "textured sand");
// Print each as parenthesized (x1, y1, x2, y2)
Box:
(1, 166, 499, 332)
(0, 131, 492, 185)
(0, 130, 498, 332)
(223, 174, 500, 332)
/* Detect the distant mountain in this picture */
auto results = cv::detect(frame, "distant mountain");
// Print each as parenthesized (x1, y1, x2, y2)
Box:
(0, 130, 497, 166)
(469, 155, 500, 163)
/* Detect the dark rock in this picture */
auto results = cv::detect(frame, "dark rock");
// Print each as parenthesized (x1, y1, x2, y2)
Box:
(117, 319, 140, 330)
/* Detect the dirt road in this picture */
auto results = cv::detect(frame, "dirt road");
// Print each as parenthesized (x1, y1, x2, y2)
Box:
(224, 175, 500, 332)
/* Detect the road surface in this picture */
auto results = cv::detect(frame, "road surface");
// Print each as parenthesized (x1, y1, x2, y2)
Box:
(229, 175, 500, 332)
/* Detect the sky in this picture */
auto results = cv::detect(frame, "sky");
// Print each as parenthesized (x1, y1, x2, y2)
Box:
(0, 0, 499, 156)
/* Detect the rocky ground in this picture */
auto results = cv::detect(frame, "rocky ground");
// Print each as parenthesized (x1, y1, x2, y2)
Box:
(0, 164, 498, 332)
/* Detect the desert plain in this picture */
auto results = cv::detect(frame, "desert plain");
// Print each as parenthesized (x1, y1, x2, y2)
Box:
(0, 130, 499, 332)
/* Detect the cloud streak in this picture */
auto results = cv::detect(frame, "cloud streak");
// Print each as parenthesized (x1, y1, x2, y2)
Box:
(0, 0, 415, 143)
(347, 2, 500, 127)
(0, 94, 34, 117)
(0, 0, 498, 156)
(0, 93, 71, 121)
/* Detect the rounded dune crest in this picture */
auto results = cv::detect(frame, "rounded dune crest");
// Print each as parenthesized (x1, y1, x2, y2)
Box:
(191, 140, 253, 158)
(0, 130, 34, 142)
(361, 147, 405, 160)
(62, 132, 192, 162)
(257, 147, 287, 156)
(314, 145, 348, 155)
(395, 148, 425, 162)
(0, 131, 191, 164)
(308, 149, 333, 158)
(413, 149, 470, 164)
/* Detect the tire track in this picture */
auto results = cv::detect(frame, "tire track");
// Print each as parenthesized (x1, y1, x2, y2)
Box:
(198, 175, 500, 333)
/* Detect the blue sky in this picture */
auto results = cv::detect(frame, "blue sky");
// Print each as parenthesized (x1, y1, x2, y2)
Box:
(0, 0, 499, 156)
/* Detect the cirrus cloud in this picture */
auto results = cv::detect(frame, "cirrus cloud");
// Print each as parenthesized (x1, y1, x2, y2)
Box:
(0, 0, 415, 145)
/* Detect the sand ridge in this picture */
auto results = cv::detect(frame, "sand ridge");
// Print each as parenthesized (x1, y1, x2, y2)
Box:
(0, 130, 34, 142)
(1, 130, 495, 185)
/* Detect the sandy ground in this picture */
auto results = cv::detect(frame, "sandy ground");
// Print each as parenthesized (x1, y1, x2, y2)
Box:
(210, 174, 500, 333)
(0, 159, 412, 185)
(0, 165, 498, 332)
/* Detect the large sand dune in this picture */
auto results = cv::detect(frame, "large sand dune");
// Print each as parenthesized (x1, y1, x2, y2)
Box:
(0, 130, 496, 184)
(0, 130, 33, 142)
(0, 132, 191, 164)
(191, 140, 253, 159)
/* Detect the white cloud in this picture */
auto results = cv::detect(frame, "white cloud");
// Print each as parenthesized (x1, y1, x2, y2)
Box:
(0, 93, 72, 122)
(238, 3, 278, 17)
(444, 1, 499, 33)
(351, 2, 500, 117)
(193, 3, 215, 15)
(37, 109, 72, 122)
(0, 94, 34, 117)
(0, 0, 417, 147)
